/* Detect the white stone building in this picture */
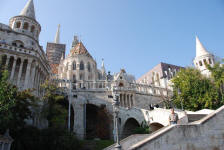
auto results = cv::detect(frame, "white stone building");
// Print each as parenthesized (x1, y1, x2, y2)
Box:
(0, 0, 50, 96)
(193, 36, 215, 76)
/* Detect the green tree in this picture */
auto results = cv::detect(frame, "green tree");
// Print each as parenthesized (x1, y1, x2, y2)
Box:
(206, 60, 224, 102)
(171, 67, 221, 111)
(41, 80, 67, 128)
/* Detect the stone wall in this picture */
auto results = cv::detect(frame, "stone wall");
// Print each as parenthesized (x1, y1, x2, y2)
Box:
(128, 105, 224, 150)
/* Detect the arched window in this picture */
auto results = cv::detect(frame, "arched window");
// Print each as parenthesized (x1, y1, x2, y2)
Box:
(16, 22, 21, 28)
(12, 40, 24, 48)
(73, 61, 76, 70)
(203, 59, 207, 65)
(199, 61, 203, 66)
(23, 22, 29, 30)
(31, 25, 35, 33)
(208, 58, 212, 64)
(80, 61, 84, 70)
(87, 62, 91, 72)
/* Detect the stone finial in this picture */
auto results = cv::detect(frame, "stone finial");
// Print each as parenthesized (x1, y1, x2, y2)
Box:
(54, 24, 60, 44)
(196, 36, 210, 57)
(20, 0, 36, 19)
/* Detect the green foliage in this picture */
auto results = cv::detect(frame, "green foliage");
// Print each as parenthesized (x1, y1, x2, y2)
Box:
(41, 80, 67, 128)
(171, 67, 223, 111)
(12, 126, 82, 150)
(133, 120, 151, 134)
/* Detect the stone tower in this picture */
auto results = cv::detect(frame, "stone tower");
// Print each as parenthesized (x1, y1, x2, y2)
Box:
(9, 0, 41, 41)
(193, 36, 215, 76)
(46, 25, 66, 74)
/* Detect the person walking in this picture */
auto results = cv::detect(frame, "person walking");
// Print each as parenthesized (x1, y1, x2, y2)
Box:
(169, 108, 179, 125)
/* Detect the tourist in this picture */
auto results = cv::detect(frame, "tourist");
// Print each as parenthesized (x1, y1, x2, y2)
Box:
(169, 108, 178, 125)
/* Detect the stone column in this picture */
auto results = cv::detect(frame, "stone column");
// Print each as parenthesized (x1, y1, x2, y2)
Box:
(5, 55, 10, 67)
(24, 59, 32, 89)
(30, 64, 36, 89)
(17, 58, 25, 86)
(10, 57, 17, 80)
(73, 102, 85, 140)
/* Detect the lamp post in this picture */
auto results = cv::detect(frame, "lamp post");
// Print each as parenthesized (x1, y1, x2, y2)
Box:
(67, 80, 72, 131)
(113, 91, 121, 150)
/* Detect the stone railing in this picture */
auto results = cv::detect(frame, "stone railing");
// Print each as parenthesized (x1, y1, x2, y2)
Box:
(0, 130, 13, 150)
(0, 43, 49, 72)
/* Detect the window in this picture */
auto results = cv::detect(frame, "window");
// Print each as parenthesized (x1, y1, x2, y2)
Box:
(87, 62, 91, 72)
(23, 22, 29, 30)
(80, 61, 84, 70)
(73, 61, 76, 70)
(203, 59, 207, 65)
(199, 61, 202, 66)
(16, 22, 21, 28)
(208, 58, 212, 64)
(31, 25, 35, 33)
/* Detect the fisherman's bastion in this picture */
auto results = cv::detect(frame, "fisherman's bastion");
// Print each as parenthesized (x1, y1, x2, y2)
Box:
(1, 0, 224, 150)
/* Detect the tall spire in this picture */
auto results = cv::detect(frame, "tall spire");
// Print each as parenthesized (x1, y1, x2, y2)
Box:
(101, 58, 106, 75)
(54, 24, 60, 44)
(196, 36, 210, 57)
(20, 0, 36, 20)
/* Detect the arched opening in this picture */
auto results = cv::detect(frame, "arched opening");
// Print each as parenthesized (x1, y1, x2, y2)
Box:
(16, 21, 21, 28)
(31, 25, 35, 33)
(80, 61, 84, 70)
(149, 123, 164, 132)
(122, 118, 140, 139)
(73, 61, 76, 70)
(0, 55, 7, 67)
(13, 58, 21, 84)
(23, 22, 29, 30)
(12, 40, 24, 48)
(86, 104, 111, 140)
(87, 62, 91, 72)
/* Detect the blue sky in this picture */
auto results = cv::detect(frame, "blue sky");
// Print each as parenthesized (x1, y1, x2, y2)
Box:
(0, 0, 224, 78)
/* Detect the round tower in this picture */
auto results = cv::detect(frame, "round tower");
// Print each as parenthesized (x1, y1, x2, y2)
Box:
(193, 36, 215, 76)
(9, 0, 41, 41)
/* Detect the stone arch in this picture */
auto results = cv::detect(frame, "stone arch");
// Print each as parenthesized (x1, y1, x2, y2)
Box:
(13, 58, 21, 84)
(72, 61, 76, 70)
(12, 40, 24, 48)
(87, 62, 91, 72)
(23, 22, 29, 30)
(122, 118, 140, 139)
(8, 56, 15, 76)
(0, 54, 7, 66)
(80, 61, 84, 70)
(31, 25, 35, 33)
(149, 122, 164, 132)
(85, 104, 111, 140)
(15, 21, 21, 28)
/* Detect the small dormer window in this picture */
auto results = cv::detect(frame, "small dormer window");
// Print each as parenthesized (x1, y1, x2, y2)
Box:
(120, 76, 122, 79)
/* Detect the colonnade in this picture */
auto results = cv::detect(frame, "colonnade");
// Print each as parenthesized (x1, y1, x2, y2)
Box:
(0, 54, 47, 96)
(119, 93, 134, 108)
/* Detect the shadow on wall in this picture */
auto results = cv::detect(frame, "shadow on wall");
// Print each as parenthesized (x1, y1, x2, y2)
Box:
(122, 118, 140, 139)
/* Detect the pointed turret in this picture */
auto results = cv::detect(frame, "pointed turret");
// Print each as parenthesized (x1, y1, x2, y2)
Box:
(54, 24, 60, 44)
(196, 36, 210, 57)
(72, 36, 79, 48)
(101, 59, 106, 76)
(20, 0, 36, 20)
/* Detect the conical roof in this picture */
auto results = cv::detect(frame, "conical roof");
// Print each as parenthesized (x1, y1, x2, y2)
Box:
(20, 0, 36, 20)
(69, 42, 93, 58)
(196, 36, 210, 57)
